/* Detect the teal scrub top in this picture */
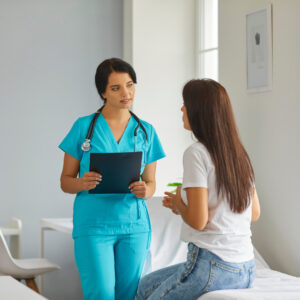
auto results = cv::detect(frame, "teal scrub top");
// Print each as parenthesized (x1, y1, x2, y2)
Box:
(59, 113, 166, 238)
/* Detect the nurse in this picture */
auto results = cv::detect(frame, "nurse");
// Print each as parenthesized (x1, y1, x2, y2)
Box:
(59, 58, 165, 300)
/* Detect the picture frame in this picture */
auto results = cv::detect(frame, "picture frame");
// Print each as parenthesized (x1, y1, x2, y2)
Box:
(246, 4, 272, 93)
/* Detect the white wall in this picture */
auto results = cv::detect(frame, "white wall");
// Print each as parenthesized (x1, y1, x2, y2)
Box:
(219, 0, 300, 276)
(124, 0, 195, 195)
(0, 1, 123, 299)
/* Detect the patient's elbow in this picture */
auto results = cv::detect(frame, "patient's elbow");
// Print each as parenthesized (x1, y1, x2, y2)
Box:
(187, 218, 207, 231)
(252, 207, 260, 222)
(190, 223, 206, 231)
(185, 209, 208, 231)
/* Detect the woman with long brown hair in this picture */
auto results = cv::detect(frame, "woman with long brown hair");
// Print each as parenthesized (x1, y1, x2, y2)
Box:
(136, 79, 260, 300)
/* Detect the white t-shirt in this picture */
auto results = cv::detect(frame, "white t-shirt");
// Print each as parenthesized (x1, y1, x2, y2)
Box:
(180, 142, 254, 263)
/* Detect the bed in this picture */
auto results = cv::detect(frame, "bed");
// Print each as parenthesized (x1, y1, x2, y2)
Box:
(144, 197, 300, 300)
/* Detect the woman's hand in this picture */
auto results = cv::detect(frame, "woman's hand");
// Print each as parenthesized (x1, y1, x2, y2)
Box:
(79, 171, 102, 191)
(163, 186, 182, 215)
(129, 181, 148, 198)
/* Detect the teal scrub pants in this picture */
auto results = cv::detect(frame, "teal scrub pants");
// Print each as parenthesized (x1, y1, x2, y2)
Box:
(74, 232, 150, 300)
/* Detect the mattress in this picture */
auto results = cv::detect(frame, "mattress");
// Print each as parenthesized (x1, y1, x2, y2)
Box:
(199, 267, 300, 300)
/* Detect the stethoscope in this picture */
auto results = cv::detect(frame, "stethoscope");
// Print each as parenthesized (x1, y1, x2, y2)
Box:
(81, 106, 148, 165)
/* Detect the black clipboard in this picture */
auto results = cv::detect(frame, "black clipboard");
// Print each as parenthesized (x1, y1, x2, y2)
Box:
(89, 152, 142, 194)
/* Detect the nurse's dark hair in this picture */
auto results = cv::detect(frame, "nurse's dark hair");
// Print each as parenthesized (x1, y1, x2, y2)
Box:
(95, 58, 137, 102)
(182, 79, 254, 213)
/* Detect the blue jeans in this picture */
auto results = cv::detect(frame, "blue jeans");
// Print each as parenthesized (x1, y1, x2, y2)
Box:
(136, 243, 255, 300)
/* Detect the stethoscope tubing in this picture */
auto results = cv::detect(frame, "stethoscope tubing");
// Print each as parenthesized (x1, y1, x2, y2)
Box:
(81, 106, 148, 165)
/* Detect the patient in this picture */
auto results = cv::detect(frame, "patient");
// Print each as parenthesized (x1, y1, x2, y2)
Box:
(136, 79, 261, 300)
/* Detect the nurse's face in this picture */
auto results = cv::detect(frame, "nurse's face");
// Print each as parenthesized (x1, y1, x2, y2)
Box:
(101, 71, 135, 109)
(181, 105, 191, 130)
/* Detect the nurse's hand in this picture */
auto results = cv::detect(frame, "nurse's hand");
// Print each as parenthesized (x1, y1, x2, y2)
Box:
(129, 181, 148, 198)
(80, 171, 102, 191)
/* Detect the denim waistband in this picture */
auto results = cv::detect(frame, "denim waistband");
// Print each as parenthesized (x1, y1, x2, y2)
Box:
(188, 242, 255, 269)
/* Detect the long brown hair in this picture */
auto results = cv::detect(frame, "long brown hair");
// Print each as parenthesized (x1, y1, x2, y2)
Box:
(183, 79, 254, 213)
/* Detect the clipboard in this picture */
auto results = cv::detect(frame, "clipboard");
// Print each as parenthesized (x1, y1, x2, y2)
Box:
(89, 152, 142, 194)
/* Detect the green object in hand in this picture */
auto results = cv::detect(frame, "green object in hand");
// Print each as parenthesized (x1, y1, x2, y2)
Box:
(167, 182, 182, 194)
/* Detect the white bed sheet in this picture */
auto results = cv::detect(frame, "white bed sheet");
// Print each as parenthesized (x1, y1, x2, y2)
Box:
(199, 268, 300, 300)
(145, 198, 300, 300)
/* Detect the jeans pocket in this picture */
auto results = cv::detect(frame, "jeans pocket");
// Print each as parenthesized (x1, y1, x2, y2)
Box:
(204, 260, 243, 292)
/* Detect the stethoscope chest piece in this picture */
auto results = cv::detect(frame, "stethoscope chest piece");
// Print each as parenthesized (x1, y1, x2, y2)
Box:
(81, 139, 91, 152)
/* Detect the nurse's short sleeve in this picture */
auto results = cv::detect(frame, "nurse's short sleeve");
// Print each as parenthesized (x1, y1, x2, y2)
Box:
(182, 146, 208, 189)
(59, 118, 83, 161)
(146, 126, 166, 164)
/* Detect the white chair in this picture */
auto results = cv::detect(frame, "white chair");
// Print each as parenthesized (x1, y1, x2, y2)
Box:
(0, 217, 22, 259)
(0, 230, 60, 294)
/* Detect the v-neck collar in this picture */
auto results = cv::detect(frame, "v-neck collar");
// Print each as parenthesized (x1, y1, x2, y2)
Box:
(100, 113, 133, 147)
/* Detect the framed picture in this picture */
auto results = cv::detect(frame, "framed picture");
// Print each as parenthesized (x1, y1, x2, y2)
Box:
(246, 5, 272, 93)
